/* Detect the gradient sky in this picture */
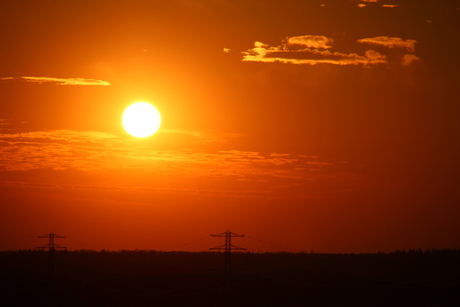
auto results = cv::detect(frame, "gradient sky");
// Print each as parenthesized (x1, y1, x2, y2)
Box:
(1, 0, 459, 253)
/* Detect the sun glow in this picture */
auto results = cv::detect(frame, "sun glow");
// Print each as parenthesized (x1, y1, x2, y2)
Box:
(122, 102, 161, 138)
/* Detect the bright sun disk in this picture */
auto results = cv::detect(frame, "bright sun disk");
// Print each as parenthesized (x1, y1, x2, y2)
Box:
(122, 102, 161, 138)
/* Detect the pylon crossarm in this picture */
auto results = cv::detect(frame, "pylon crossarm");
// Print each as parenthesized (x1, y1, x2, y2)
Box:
(211, 232, 245, 237)
(211, 232, 227, 237)
(209, 244, 227, 250)
(228, 232, 245, 237)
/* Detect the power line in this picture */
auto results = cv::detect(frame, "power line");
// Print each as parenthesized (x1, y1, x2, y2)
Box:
(166, 235, 211, 251)
(245, 235, 293, 252)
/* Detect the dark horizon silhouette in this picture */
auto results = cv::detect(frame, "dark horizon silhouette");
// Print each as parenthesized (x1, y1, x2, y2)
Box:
(2, 248, 460, 306)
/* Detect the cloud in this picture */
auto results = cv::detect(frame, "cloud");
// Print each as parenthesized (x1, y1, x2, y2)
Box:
(242, 40, 387, 66)
(0, 119, 12, 126)
(382, 4, 398, 8)
(402, 54, 420, 66)
(0, 130, 119, 172)
(0, 76, 111, 86)
(358, 0, 378, 7)
(159, 128, 245, 144)
(0, 119, 26, 130)
(0, 129, 338, 178)
(357, 36, 416, 52)
(0, 128, 363, 200)
(223, 48, 231, 53)
(287, 35, 333, 49)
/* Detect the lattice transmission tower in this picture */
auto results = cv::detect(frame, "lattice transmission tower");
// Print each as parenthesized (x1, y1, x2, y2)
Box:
(37, 232, 66, 281)
(210, 229, 246, 285)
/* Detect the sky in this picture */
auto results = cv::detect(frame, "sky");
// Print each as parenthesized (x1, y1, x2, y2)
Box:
(0, 0, 459, 253)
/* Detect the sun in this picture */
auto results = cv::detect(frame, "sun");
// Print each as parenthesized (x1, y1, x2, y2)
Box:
(122, 102, 161, 138)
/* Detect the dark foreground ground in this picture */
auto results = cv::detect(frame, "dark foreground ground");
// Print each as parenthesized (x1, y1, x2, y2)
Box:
(1, 249, 459, 306)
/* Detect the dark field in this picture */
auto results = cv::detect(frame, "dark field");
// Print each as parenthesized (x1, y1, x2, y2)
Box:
(1, 249, 459, 306)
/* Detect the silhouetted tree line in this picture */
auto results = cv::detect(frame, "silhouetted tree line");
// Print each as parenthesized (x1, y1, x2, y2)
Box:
(1, 248, 459, 306)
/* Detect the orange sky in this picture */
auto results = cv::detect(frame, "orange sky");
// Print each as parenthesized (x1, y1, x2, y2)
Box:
(1, 0, 459, 253)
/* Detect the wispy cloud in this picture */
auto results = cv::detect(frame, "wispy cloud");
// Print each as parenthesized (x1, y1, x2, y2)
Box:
(0, 128, 357, 199)
(358, 0, 378, 8)
(382, 4, 398, 8)
(0, 129, 333, 175)
(242, 39, 387, 66)
(0, 119, 26, 129)
(287, 35, 333, 49)
(357, 36, 416, 52)
(402, 54, 420, 66)
(159, 128, 245, 144)
(0, 119, 12, 126)
(0, 76, 111, 86)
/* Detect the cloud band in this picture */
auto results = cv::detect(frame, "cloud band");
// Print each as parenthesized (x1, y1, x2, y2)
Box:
(0, 76, 111, 86)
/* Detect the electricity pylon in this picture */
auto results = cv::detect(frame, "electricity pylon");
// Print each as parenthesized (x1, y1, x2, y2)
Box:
(37, 232, 66, 282)
(210, 229, 246, 285)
